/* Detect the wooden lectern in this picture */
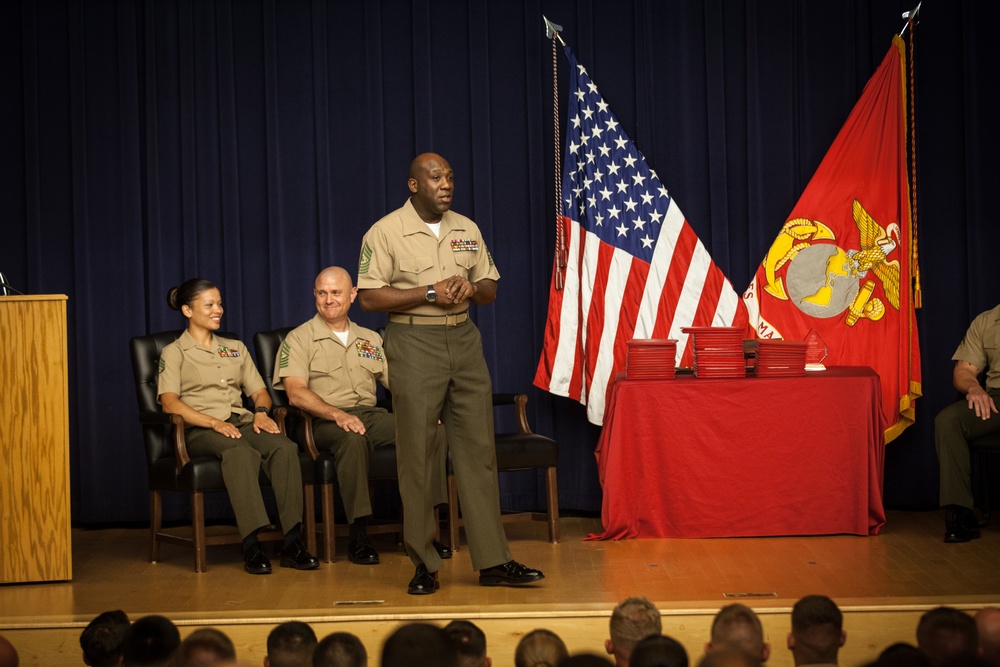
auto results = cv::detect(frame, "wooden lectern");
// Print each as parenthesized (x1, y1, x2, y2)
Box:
(0, 294, 72, 583)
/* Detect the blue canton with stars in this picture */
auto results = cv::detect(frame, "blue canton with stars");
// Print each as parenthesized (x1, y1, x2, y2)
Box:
(562, 47, 673, 264)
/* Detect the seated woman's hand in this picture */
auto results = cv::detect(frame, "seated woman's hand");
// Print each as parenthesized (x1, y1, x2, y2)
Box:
(211, 418, 242, 438)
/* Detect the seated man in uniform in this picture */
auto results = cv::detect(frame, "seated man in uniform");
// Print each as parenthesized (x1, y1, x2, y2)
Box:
(274, 266, 449, 564)
(935, 303, 1000, 542)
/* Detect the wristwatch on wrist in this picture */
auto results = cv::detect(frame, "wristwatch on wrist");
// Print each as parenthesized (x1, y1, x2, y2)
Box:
(425, 285, 437, 303)
(255, 406, 269, 416)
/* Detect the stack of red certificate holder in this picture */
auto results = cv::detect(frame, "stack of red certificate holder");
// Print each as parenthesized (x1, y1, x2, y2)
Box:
(754, 339, 808, 377)
(625, 339, 677, 380)
(682, 327, 747, 379)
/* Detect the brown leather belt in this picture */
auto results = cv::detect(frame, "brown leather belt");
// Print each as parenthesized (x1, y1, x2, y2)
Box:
(388, 311, 469, 327)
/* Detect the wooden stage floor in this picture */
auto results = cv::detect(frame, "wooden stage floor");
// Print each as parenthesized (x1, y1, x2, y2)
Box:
(2, 509, 999, 666)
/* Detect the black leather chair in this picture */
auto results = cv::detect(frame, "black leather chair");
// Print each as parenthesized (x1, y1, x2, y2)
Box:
(447, 392, 560, 550)
(253, 327, 402, 562)
(972, 432, 1000, 525)
(129, 330, 316, 572)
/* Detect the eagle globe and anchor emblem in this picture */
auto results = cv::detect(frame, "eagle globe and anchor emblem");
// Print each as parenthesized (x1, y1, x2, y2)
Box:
(760, 198, 902, 326)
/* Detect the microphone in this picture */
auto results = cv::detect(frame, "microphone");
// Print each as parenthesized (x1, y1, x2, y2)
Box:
(0, 272, 25, 296)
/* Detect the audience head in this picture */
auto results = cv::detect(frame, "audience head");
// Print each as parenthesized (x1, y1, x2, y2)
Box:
(606, 597, 663, 666)
(558, 655, 614, 667)
(122, 615, 181, 667)
(977, 607, 1000, 667)
(916, 606, 979, 666)
(706, 605, 769, 663)
(265, 621, 317, 667)
(80, 610, 131, 667)
(0, 635, 18, 667)
(443, 620, 490, 667)
(787, 595, 845, 666)
(313, 632, 367, 667)
(870, 642, 932, 667)
(381, 623, 456, 667)
(515, 629, 569, 667)
(178, 627, 236, 667)
(628, 634, 688, 667)
(697, 648, 760, 667)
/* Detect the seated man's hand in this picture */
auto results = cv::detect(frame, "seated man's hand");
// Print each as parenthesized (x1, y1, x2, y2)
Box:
(966, 384, 998, 421)
(335, 411, 367, 435)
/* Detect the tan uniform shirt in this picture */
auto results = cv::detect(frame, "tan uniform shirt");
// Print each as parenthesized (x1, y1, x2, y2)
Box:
(952, 303, 1000, 390)
(357, 198, 501, 315)
(157, 330, 264, 421)
(273, 314, 388, 408)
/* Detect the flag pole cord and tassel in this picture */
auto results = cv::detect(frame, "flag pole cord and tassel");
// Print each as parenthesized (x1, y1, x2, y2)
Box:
(544, 16, 566, 290)
(902, 3, 922, 308)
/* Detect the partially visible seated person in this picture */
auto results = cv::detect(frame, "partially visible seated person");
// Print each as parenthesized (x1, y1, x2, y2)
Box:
(935, 304, 1000, 543)
(178, 628, 235, 667)
(158, 278, 318, 575)
(704, 604, 770, 664)
(80, 609, 131, 667)
(916, 606, 980, 666)
(515, 629, 569, 667)
(265, 621, 316, 667)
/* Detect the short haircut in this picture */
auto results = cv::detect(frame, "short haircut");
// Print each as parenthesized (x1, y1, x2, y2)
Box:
(179, 627, 236, 666)
(515, 629, 569, 667)
(313, 632, 367, 667)
(122, 615, 181, 667)
(629, 634, 689, 667)
(790, 595, 843, 663)
(557, 655, 614, 667)
(874, 642, 932, 667)
(443, 620, 488, 667)
(709, 605, 765, 657)
(610, 598, 663, 657)
(916, 606, 978, 666)
(697, 647, 760, 667)
(80, 610, 131, 667)
(267, 622, 317, 667)
(381, 623, 456, 667)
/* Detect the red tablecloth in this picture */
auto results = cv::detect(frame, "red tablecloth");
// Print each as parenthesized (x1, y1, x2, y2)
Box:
(590, 366, 886, 539)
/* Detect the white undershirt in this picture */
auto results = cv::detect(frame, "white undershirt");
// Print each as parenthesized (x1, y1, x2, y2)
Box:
(332, 329, 349, 345)
(425, 222, 441, 238)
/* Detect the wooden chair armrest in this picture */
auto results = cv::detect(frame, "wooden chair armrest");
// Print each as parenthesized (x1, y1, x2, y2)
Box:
(272, 406, 288, 433)
(493, 393, 532, 434)
(293, 408, 322, 460)
(139, 410, 191, 469)
(168, 413, 191, 469)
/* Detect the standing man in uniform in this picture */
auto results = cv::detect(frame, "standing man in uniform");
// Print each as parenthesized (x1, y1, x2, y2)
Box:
(356, 152, 544, 594)
(935, 303, 1000, 542)
(274, 266, 450, 565)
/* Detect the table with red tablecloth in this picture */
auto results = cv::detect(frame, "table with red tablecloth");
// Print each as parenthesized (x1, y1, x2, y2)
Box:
(590, 366, 886, 540)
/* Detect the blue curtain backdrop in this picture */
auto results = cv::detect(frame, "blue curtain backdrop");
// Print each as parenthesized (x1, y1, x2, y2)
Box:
(1, 0, 997, 524)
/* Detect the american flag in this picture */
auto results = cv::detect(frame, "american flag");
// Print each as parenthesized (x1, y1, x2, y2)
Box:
(534, 46, 747, 425)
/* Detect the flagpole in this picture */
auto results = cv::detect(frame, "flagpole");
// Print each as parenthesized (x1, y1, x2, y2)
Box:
(544, 16, 566, 290)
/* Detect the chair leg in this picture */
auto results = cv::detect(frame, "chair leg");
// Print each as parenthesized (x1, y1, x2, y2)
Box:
(192, 491, 207, 573)
(545, 466, 560, 543)
(302, 484, 317, 556)
(447, 473, 460, 552)
(321, 483, 336, 562)
(149, 490, 162, 563)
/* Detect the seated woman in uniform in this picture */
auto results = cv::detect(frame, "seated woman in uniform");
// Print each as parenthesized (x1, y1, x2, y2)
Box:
(157, 278, 319, 574)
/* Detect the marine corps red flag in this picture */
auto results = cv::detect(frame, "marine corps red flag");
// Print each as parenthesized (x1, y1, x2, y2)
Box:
(743, 36, 921, 442)
(535, 45, 748, 425)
